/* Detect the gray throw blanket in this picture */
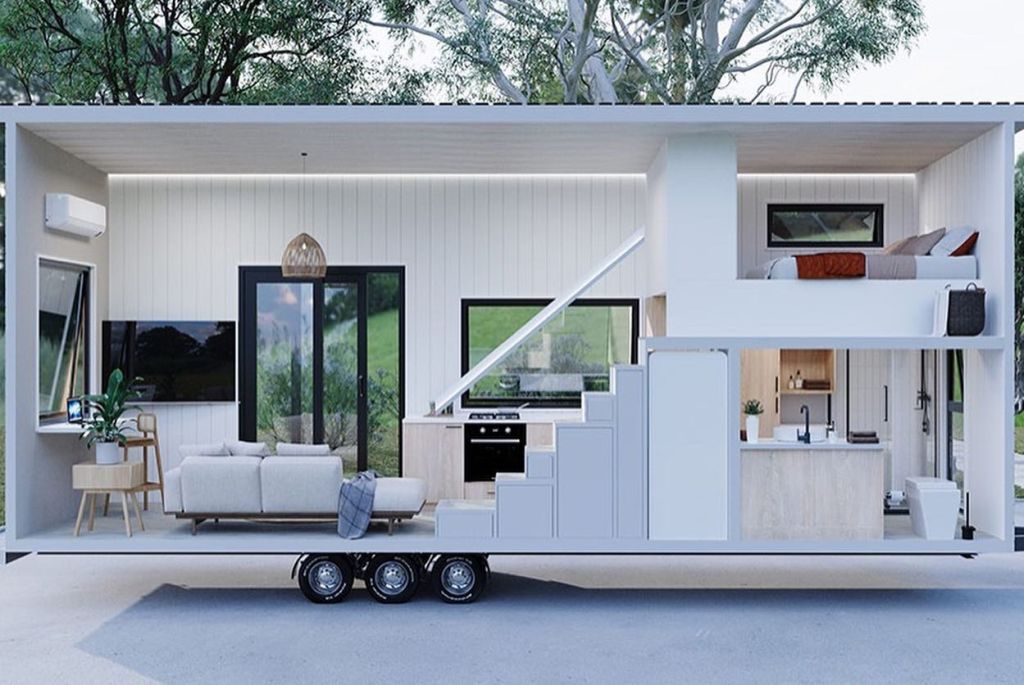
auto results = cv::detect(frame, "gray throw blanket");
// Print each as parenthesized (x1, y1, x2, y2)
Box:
(337, 470, 380, 539)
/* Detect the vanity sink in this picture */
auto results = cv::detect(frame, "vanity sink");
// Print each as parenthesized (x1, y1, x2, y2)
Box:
(772, 424, 828, 443)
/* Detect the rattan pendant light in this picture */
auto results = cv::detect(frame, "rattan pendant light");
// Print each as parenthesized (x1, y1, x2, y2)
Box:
(281, 152, 327, 278)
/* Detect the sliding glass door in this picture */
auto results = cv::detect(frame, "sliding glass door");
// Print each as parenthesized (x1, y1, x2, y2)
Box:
(239, 267, 404, 475)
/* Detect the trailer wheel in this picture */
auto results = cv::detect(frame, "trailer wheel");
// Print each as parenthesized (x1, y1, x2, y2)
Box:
(297, 554, 354, 604)
(433, 554, 488, 604)
(365, 554, 421, 604)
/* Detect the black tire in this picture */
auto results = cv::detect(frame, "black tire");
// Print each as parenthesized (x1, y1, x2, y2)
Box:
(365, 554, 421, 604)
(432, 554, 488, 604)
(297, 554, 354, 604)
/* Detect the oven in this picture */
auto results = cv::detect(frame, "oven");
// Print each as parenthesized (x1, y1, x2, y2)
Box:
(464, 423, 526, 482)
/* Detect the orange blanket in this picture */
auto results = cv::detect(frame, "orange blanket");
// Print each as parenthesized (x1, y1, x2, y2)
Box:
(794, 252, 866, 279)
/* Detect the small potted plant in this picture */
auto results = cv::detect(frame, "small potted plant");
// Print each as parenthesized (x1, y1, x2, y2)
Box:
(81, 369, 142, 464)
(743, 399, 764, 443)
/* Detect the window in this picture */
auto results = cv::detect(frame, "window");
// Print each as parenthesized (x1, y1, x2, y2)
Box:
(768, 203, 884, 248)
(462, 299, 639, 408)
(38, 259, 91, 422)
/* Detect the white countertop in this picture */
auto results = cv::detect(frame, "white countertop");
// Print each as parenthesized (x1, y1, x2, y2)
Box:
(404, 411, 581, 425)
(741, 439, 886, 451)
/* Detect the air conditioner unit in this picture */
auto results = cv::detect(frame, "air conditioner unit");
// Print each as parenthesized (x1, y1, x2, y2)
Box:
(45, 193, 107, 238)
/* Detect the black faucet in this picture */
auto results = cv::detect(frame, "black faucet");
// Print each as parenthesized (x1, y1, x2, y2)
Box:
(797, 405, 811, 444)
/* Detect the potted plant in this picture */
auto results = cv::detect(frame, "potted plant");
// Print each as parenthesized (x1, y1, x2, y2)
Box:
(81, 369, 142, 464)
(743, 399, 764, 443)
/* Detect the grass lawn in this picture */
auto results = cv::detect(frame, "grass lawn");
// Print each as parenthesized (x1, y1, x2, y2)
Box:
(1016, 412, 1024, 454)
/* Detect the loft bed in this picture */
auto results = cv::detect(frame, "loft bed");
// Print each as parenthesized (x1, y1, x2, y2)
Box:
(747, 226, 979, 281)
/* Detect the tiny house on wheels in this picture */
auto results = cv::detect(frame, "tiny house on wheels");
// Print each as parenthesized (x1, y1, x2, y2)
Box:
(2, 103, 1020, 604)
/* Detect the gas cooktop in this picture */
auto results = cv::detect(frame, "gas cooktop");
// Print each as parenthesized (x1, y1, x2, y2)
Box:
(467, 412, 521, 421)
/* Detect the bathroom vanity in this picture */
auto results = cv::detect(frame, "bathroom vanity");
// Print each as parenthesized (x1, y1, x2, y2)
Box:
(741, 441, 885, 540)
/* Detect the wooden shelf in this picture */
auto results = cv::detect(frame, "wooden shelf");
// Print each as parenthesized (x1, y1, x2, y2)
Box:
(779, 388, 832, 395)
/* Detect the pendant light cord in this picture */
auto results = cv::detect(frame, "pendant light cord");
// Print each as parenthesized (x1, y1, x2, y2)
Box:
(301, 152, 308, 235)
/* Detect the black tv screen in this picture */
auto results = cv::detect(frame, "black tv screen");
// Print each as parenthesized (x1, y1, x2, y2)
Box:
(102, 321, 236, 402)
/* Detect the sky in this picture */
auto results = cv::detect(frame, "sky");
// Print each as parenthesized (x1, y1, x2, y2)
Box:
(731, 0, 1024, 152)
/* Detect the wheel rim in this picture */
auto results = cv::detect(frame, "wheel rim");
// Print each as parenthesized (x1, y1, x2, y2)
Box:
(308, 560, 345, 596)
(441, 560, 475, 596)
(374, 560, 412, 597)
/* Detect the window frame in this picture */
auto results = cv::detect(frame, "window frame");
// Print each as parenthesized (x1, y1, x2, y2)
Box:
(37, 257, 93, 425)
(767, 203, 885, 249)
(460, 297, 640, 409)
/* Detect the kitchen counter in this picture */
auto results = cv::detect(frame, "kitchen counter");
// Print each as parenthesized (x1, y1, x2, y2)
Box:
(403, 411, 581, 425)
(741, 439, 886, 451)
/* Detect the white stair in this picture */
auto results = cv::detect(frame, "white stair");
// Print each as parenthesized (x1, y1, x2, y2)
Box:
(436, 365, 647, 541)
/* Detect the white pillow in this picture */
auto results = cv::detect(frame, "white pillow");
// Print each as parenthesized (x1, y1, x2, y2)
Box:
(179, 442, 229, 458)
(929, 226, 976, 257)
(275, 442, 332, 456)
(227, 440, 271, 457)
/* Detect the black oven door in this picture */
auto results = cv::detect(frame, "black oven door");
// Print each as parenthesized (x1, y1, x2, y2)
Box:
(464, 424, 526, 481)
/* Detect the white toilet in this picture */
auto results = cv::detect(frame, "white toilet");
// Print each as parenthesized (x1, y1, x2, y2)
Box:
(905, 477, 961, 540)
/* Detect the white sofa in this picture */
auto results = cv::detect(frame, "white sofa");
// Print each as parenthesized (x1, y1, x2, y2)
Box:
(163, 449, 426, 535)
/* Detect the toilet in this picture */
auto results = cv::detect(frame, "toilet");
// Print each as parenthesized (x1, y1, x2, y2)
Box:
(905, 477, 961, 540)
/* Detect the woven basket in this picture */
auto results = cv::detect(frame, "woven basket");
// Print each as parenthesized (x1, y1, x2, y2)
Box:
(947, 283, 985, 336)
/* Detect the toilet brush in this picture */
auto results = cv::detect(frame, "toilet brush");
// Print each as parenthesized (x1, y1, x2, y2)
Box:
(961, 491, 975, 540)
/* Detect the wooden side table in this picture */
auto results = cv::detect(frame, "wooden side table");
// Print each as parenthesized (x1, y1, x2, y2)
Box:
(73, 461, 146, 537)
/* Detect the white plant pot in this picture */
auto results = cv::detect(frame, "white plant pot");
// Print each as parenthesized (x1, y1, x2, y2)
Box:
(95, 441, 121, 465)
(745, 415, 760, 443)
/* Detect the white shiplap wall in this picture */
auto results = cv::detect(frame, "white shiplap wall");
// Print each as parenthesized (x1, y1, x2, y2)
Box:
(108, 175, 647, 467)
(737, 174, 919, 276)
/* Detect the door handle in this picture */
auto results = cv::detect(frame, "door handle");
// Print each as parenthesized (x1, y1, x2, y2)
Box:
(883, 384, 889, 422)
(358, 374, 366, 400)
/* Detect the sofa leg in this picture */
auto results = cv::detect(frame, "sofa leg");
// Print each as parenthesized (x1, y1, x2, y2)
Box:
(191, 518, 205, 535)
(388, 518, 395, 535)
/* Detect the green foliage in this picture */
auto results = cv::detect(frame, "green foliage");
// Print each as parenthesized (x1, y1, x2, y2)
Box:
(0, 0, 427, 104)
(1014, 154, 1024, 406)
(743, 399, 764, 416)
(80, 368, 142, 447)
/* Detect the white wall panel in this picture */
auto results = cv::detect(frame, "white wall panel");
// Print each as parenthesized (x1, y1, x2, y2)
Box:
(737, 174, 919, 276)
(109, 175, 646, 464)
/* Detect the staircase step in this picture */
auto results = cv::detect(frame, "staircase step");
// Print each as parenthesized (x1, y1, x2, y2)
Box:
(435, 498, 495, 539)
(582, 392, 615, 423)
(526, 450, 556, 479)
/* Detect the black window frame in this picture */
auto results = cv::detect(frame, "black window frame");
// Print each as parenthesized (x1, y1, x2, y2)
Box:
(767, 203, 885, 248)
(38, 258, 91, 424)
(460, 297, 640, 409)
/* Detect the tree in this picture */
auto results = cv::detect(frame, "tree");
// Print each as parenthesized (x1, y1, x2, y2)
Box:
(0, 0, 424, 104)
(1015, 153, 1023, 409)
(365, 0, 925, 104)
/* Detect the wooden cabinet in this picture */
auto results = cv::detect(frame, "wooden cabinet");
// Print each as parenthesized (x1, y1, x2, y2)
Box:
(402, 422, 464, 503)
(740, 348, 780, 438)
(741, 349, 837, 438)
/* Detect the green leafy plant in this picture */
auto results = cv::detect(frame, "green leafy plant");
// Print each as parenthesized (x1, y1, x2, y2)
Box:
(80, 369, 142, 448)
(743, 399, 764, 416)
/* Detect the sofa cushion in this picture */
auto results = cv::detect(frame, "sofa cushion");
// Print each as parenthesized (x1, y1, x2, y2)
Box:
(275, 442, 332, 456)
(179, 442, 229, 458)
(260, 456, 344, 513)
(180, 456, 263, 513)
(930, 226, 978, 257)
(163, 467, 183, 513)
(373, 478, 427, 513)
(227, 440, 270, 457)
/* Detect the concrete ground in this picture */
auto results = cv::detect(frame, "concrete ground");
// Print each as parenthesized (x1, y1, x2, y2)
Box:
(3, 551, 1024, 684)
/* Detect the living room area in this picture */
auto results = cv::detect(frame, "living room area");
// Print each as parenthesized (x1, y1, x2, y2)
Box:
(10, 117, 648, 548)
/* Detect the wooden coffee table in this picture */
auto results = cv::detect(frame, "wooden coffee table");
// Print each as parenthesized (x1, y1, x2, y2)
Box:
(72, 461, 146, 537)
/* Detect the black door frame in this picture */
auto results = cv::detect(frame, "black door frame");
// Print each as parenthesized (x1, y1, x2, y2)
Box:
(238, 265, 406, 473)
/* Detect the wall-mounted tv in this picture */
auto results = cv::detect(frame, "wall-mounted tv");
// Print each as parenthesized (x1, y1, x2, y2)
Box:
(102, 321, 236, 402)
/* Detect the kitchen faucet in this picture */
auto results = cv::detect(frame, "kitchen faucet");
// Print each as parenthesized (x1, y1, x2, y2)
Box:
(797, 405, 812, 444)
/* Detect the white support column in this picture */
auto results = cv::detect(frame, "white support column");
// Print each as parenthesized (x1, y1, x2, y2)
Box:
(645, 135, 738, 335)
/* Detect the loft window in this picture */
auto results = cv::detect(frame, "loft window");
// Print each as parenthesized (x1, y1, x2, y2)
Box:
(461, 298, 639, 408)
(38, 259, 91, 422)
(768, 203, 884, 248)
